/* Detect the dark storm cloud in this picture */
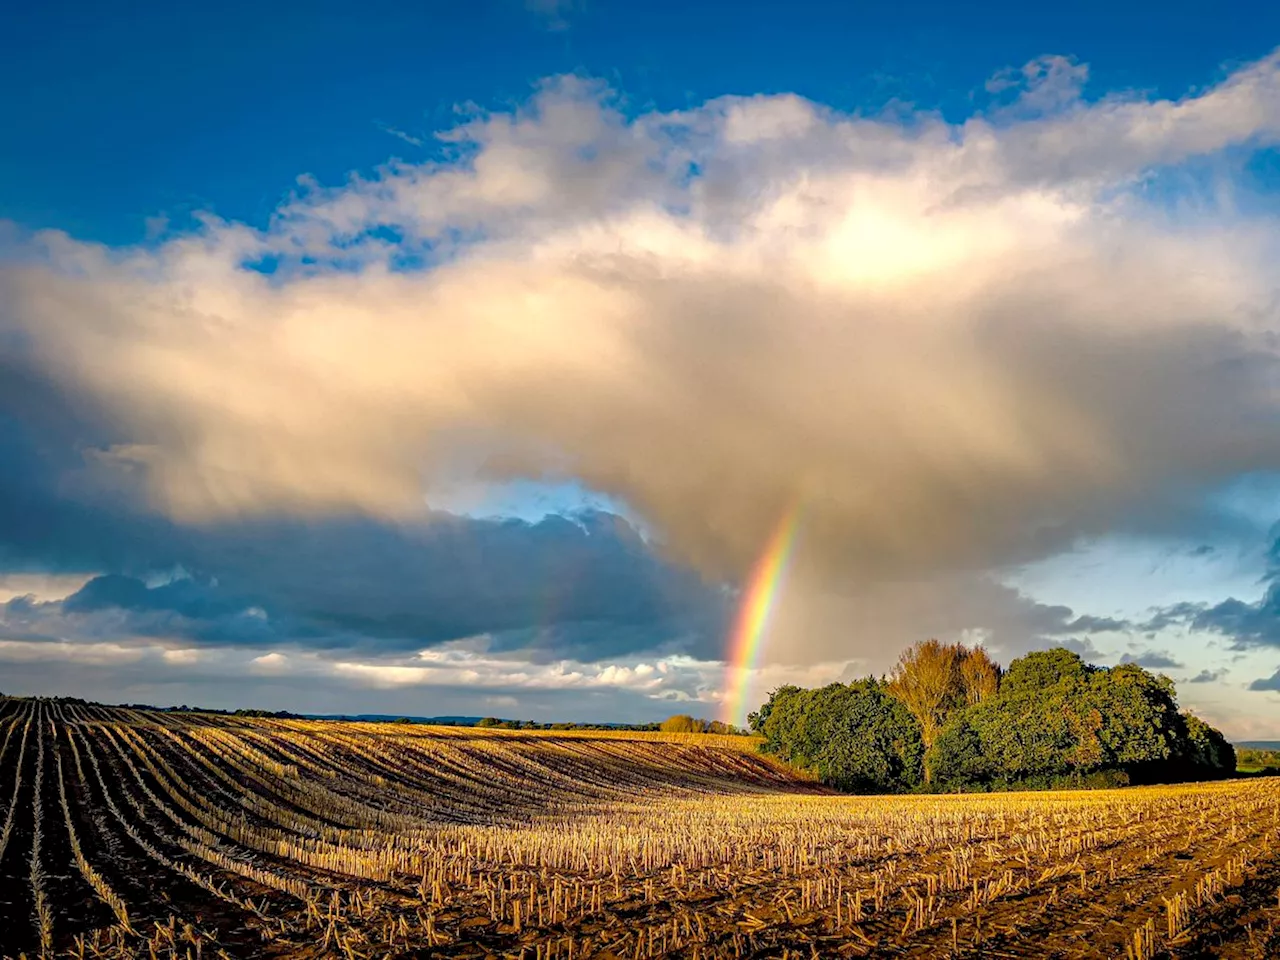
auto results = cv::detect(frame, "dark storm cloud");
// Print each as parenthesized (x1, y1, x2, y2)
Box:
(0, 401, 729, 658)
(1191, 590, 1280, 648)
(0, 332, 1214, 686)
(0, 514, 728, 658)
(0, 377, 1135, 677)
(63, 574, 245, 619)
(985, 598, 1131, 654)
(2, 579, 283, 647)
(0, 332, 731, 658)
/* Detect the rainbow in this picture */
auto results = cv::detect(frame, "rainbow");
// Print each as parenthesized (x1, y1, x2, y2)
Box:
(722, 502, 803, 727)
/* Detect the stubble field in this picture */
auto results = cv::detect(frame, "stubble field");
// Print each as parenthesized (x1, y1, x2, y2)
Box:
(0, 697, 1278, 959)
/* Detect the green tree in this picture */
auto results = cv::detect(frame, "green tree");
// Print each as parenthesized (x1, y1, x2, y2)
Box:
(929, 649, 1234, 789)
(1180, 713, 1236, 776)
(1001, 648, 1092, 694)
(760, 681, 924, 792)
(1083, 663, 1183, 778)
(749, 686, 798, 733)
(930, 684, 1082, 786)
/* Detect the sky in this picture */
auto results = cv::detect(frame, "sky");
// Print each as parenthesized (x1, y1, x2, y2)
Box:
(3, 1, 1280, 736)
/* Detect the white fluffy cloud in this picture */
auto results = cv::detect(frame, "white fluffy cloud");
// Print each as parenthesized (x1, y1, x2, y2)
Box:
(3, 51, 1280, 680)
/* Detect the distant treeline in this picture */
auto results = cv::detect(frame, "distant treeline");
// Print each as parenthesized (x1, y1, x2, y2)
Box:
(0, 695, 752, 733)
(1237, 747, 1280, 772)
(1, 696, 677, 729)
(473, 715, 747, 734)
(657, 715, 744, 734)
(750, 643, 1236, 793)
(475, 717, 659, 731)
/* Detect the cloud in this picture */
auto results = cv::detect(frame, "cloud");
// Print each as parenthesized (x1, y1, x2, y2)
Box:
(524, 0, 582, 30)
(1057, 636, 1107, 659)
(1119, 649, 1183, 669)
(0, 511, 729, 658)
(1144, 529, 1280, 648)
(329, 645, 700, 695)
(1188, 668, 1225, 683)
(985, 55, 1090, 117)
(6, 55, 1280, 598)
(3, 50, 1280, 689)
(0, 622, 737, 717)
(0, 393, 1125, 675)
(0, 635, 718, 721)
(1249, 669, 1280, 692)
(0, 572, 95, 603)
(759, 572, 1132, 667)
(374, 122, 425, 149)
(1199, 591, 1280, 647)
(0, 638, 149, 665)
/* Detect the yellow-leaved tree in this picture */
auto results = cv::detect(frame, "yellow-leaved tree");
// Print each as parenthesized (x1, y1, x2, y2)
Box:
(887, 639, 1002, 782)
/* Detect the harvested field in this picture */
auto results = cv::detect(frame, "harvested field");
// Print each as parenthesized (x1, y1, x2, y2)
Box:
(0, 697, 1277, 959)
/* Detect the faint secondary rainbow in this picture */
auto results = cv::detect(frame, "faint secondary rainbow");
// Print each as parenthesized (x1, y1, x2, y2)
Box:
(722, 502, 803, 727)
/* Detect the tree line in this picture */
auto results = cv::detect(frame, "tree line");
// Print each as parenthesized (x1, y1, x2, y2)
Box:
(1236, 746, 1280, 772)
(473, 715, 746, 733)
(749, 641, 1236, 792)
(475, 717, 666, 731)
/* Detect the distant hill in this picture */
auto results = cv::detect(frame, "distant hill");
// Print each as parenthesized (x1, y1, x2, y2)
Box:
(304, 713, 485, 725)
(301, 714, 667, 730)
(1237, 741, 1280, 750)
(8, 696, 666, 730)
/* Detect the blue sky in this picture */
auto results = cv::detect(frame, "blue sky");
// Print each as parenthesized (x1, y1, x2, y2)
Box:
(6, 0, 1278, 244)
(3, 1, 1280, 734)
